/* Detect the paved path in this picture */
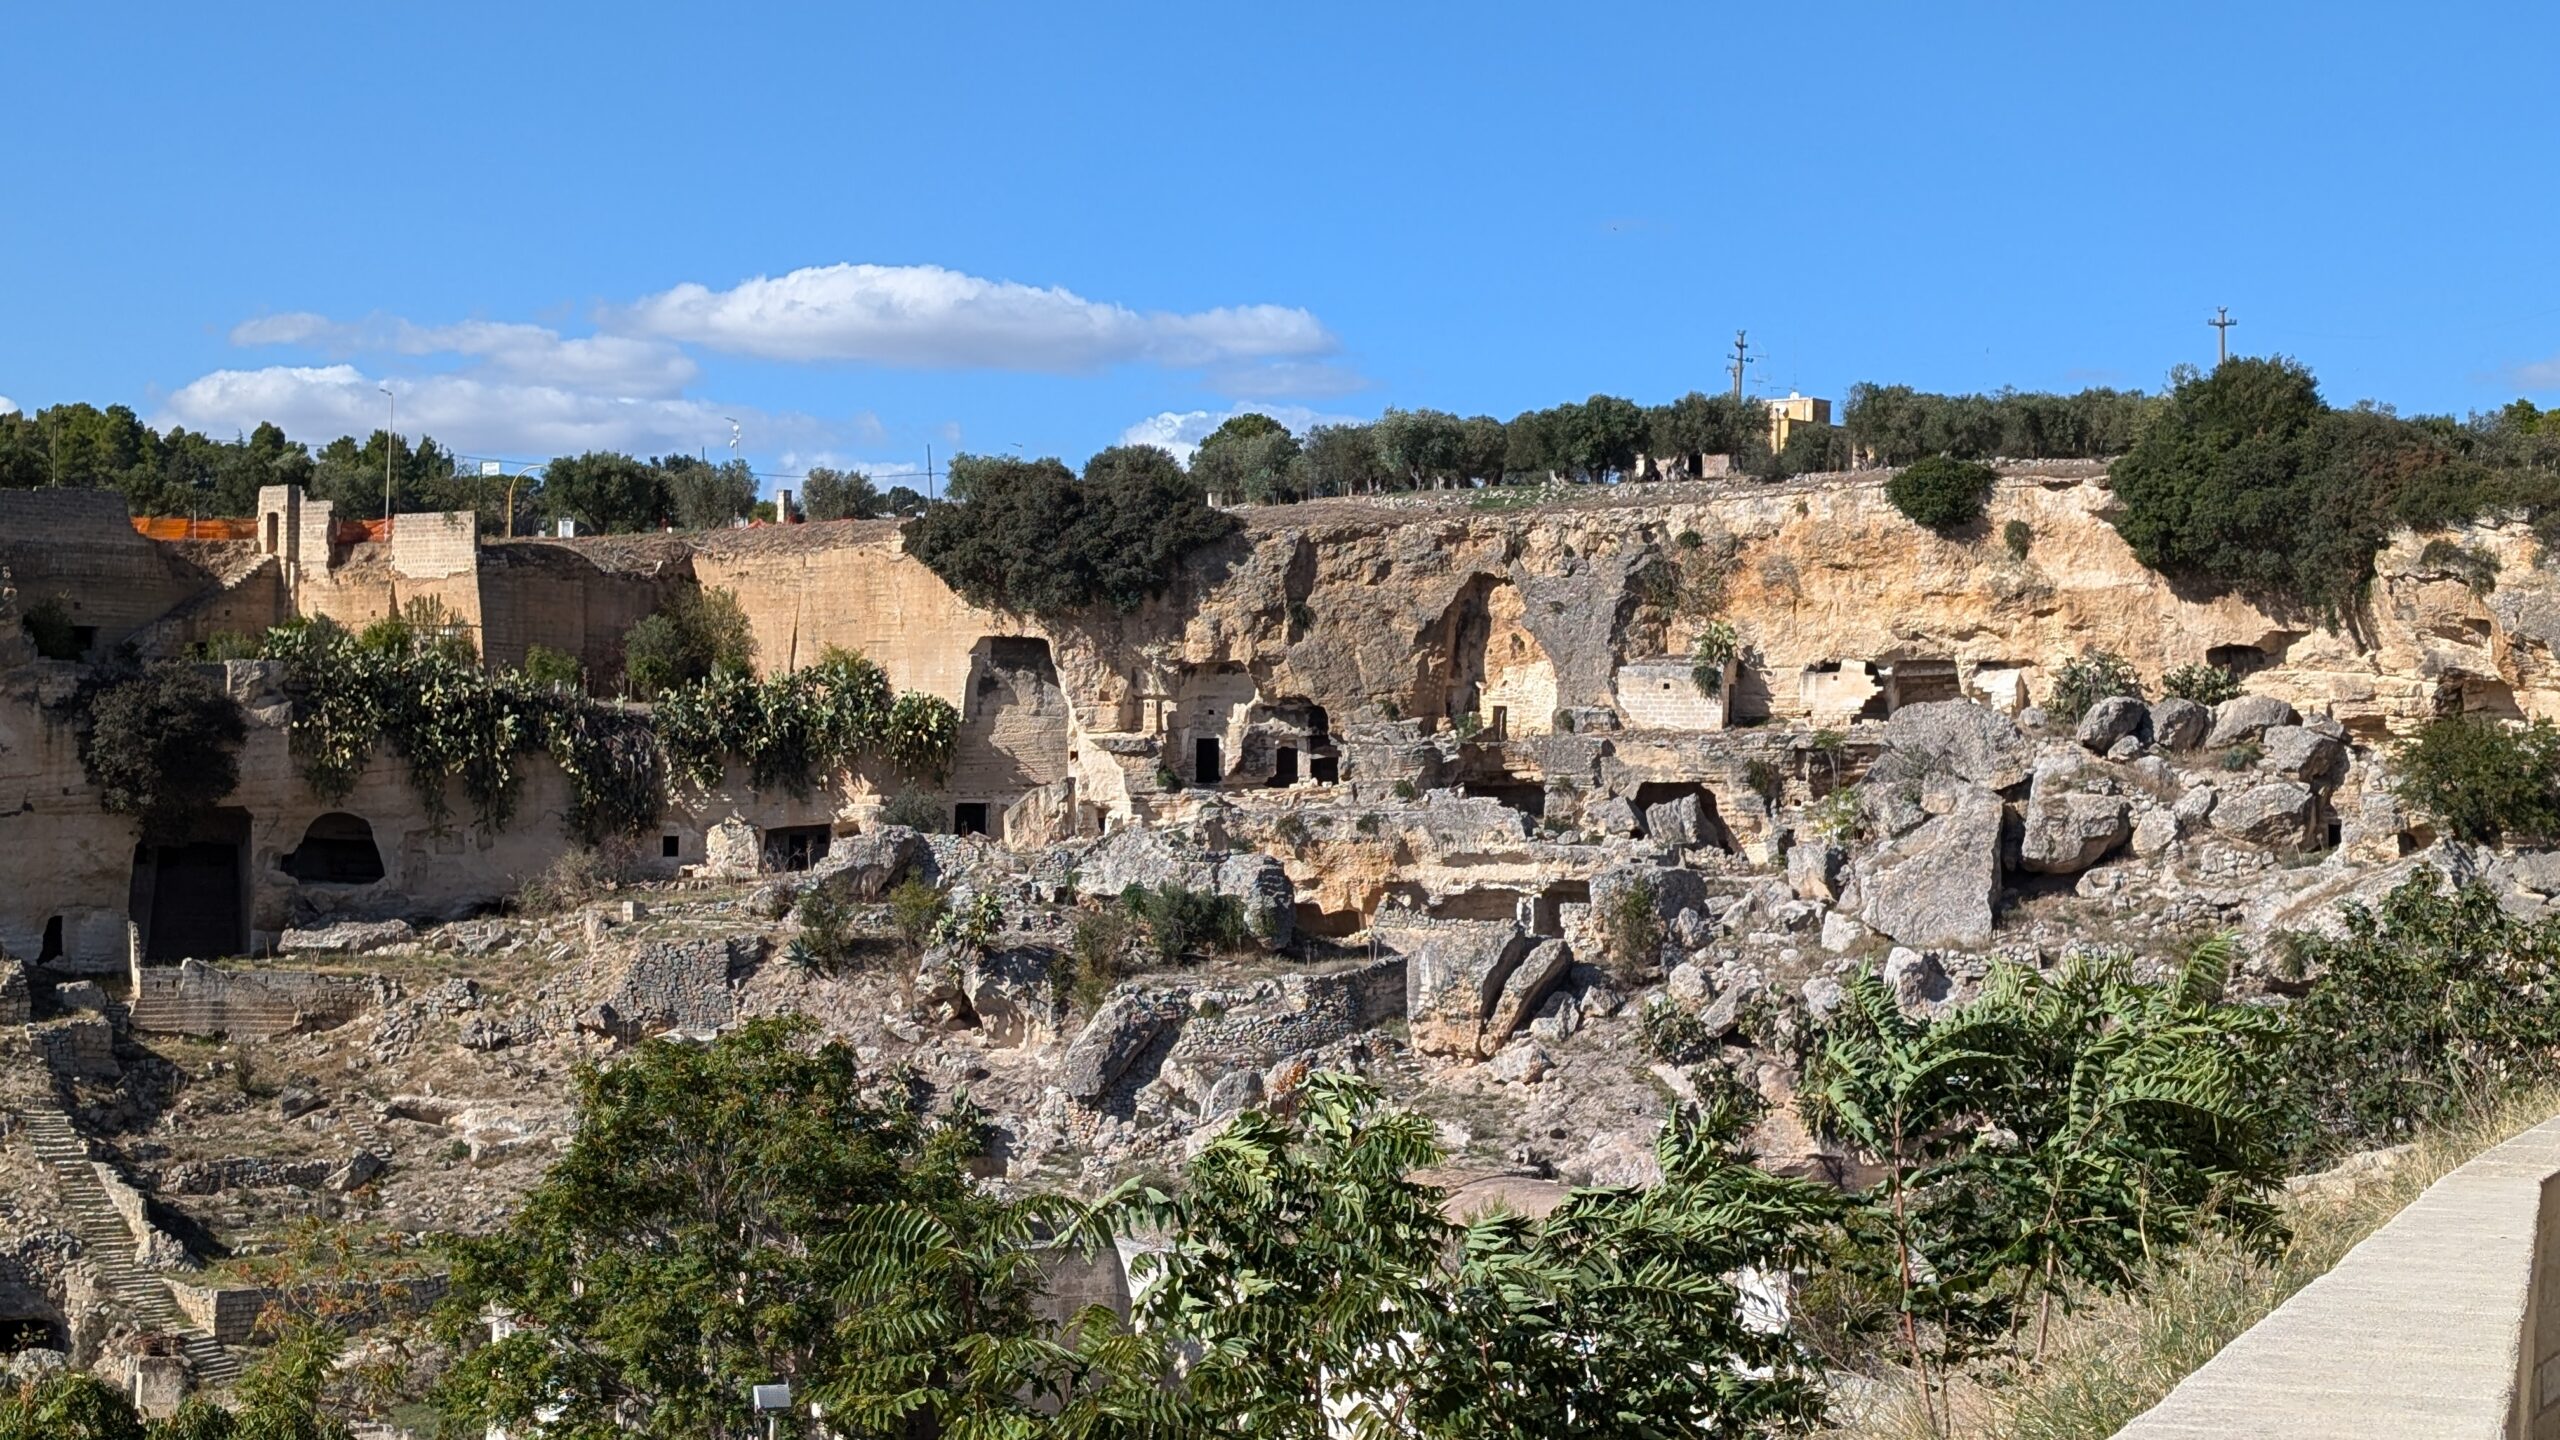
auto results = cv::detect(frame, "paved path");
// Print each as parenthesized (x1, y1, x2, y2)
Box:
(2116, 1114, 2560, 1439)
(17, 1097, 243, 1388)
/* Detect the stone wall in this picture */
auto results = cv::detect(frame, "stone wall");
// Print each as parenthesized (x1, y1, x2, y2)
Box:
(167, 1273, 448, 1347)
(0, 962, 26, 1026)
(126, 959, 380, 1040)
(388, 511, 477, 580)
(0, 491, 224, 652)
(30, 1016, 116, 1081)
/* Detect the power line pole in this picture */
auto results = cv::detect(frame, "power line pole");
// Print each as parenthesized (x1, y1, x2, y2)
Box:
(1728, 331, 1751, 400)
(2209, 307, 2236, 366)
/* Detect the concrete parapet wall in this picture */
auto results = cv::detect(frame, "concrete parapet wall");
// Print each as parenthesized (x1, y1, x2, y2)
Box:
(2115, 1113, 2560, 1439)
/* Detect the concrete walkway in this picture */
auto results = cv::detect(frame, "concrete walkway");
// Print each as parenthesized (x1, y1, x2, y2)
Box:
(2116, 1114, 2560, 1439)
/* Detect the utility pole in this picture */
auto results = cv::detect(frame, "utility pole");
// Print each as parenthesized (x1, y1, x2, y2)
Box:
(377, 385, 395, 521)
(926, 444, 934, 503)
(2209, 307, 2236, 366)
(1728, 331, 1751, 400)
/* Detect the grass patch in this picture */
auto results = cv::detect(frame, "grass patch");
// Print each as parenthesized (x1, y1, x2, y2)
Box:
(1828, 1082, 2560, 1439)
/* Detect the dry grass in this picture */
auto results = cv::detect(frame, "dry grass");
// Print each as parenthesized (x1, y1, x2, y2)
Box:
(1830, 1082, 2560, 1440)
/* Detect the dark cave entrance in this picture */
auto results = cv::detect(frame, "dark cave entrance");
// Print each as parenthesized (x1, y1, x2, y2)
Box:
(130, 807, 251, 963)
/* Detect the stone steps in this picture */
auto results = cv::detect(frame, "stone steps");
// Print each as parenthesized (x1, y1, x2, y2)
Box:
(12, 1094, 244, 1386)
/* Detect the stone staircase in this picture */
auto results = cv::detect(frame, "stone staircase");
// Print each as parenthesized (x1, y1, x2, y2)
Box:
(17, 1099, 243, 1388)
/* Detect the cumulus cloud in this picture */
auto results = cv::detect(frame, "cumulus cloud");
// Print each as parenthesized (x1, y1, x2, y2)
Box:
(160, 364, 826, 463)
(0, 396, 16, 416)
(1118, 402, 1364, 465)
(619, 263, 1337, 373)
(232, 311, 697, 398)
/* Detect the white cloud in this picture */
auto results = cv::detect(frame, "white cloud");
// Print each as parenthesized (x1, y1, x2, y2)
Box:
(619, 263, 1336, 373)
(232, 311, 697, 398)
(0, 396, 16, 416)
(2510, 355, 2560, 392)
(1118, 402, 1364, 465)
(159, 364, 827, 465)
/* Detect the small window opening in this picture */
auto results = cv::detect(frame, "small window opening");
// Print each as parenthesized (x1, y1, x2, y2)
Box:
(1311, 755, 1340, 784)
(1272, 746, 1299, 786)
(661, 834, 681, 859)
(953, 803, 990, 837)
(1195, 737, 1222, 785)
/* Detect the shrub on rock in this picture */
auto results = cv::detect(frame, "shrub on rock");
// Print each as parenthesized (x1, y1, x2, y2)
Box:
(1884, 455, 1998, 533)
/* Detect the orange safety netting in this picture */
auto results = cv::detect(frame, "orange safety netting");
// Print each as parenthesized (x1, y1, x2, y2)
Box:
(130, 516, 260, 542)
(333, 518, 392, 545)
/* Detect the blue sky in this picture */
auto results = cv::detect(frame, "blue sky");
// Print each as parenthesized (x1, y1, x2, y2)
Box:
(5, 1, 2557, 492)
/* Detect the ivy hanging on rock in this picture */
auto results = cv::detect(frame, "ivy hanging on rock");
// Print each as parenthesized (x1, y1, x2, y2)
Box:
(257, 611, 955, 843)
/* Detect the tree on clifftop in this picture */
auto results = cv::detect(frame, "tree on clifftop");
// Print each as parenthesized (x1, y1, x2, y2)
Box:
(903, 446, 1238, 616)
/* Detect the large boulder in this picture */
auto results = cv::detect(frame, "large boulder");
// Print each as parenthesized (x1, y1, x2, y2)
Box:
(1644, 792, 1710, 847)
(2212, 780, 2318, 849)
(2148, 697, 2210, 751)
(2075, 695, 2148, 752)
(2259, 724, 2350, 790)
(1856, 781, 2003, 947)
(1390, 920, 1539, 1057)
(804, 826, 928, 903)
(1483, 939, 1576, 1054)
(279, 919, 413, 955)
(2019, 790, 2131, 874)
(1214, 852, 1296, 950)
(1878, 701, 2034, 791)
(1060, 992, 1187, 1102)
(1787, 840, 1846, 903)
(2206, 695, 2299, 749)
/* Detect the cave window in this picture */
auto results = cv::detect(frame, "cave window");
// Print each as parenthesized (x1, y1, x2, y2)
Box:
(38, 917, 63, 965)
(661, 834, 681, 859)
(1273, 746, 1299, 786)
(953, 803, 990, 837)
(1311, 755, 1340, 784)
(1195, 737, 1222, 785)
(1307, 707, 1330, 742)
(282, 813, 386, 885)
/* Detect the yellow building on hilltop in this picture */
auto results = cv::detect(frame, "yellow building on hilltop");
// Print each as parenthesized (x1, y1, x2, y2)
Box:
(1765, 391, 1832, 454)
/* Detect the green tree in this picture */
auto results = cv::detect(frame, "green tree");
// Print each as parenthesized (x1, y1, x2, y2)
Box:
(801, 465, 882, 521)
(2394, 714, 2560, 845)
(1192, 421, 1304, 505)
(2282, 869, 2560, 1156)
(1301, 422, 1387, 496)
(1884, 455, 1997, 532)
(662, 456, 759, 530)
(903, 449, 1238, 616)
(621, 586, 756, 698)
(542, 451, 669, 534)
(65, 660, 248, 843)
(1375, 407, 1469, 488)
(435, 1018, 1164, 1440)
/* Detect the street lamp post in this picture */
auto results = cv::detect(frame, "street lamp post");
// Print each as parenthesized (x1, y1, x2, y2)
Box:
(377, 384, 396, 522)
(505, 464, 539, 539)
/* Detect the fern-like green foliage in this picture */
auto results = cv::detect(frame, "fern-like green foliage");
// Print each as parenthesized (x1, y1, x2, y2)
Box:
(1802, 949, 2289, 1391)
(1119, 1072, 1834, 1438)
(816, 1102, 1189, 1436)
